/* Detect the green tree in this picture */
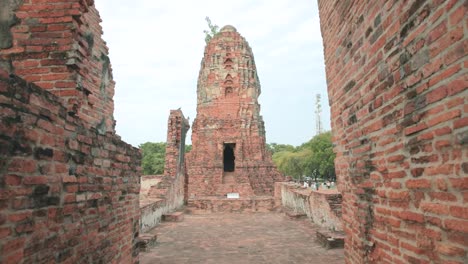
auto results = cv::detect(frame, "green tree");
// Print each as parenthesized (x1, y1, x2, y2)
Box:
(266, 143, 296, 155)
(270, 131, 336, 181)
(300, 132, 336, 180)
(185, 144, 192, 153)
(273, 149, 310, 180)
(203, 16, 219, 43)
(139, 142, 166, 175)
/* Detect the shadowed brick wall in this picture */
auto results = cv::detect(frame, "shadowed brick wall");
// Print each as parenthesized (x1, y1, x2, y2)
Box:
(0, 0, 141, 263)
(0, 76, 141, 263)
(318, 0, 467, 263)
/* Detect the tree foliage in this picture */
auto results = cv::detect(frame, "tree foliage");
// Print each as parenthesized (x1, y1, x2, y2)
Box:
(185, 144, 192, 153)
(300, 131, 335, 180)
(266, 143, 295, 155)
(139, 142, 166, 175)
(203, 16, 219, 43)
(270, 131, 336, 181)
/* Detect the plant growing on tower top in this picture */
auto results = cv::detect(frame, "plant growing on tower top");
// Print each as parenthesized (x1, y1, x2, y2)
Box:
(203, 16, 219, 43)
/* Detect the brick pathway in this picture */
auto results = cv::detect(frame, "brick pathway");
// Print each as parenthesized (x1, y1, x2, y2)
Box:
(140, 213, 344, 264)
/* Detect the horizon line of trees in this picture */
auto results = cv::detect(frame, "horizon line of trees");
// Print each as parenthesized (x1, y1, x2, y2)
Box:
(139, 131, 335, 180)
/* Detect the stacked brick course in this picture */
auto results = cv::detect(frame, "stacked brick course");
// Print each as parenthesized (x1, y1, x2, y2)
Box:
(318, 0, 467, 263)
(0, 0, 141, 262)
(1, 0, 115, 133)
(186, 25, 284, 200)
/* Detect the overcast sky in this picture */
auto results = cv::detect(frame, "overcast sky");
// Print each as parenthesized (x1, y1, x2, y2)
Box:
(95, 0, 330, 147)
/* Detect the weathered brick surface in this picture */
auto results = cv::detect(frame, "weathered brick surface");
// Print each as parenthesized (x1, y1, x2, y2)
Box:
(0, 76, 141, 263)
(140, 213, 345, 264)
(318, 1, 467, 263)
(186, 196, 277, 213)
(164, 109, 190, 179)
(276, 182, 343, 231)
(186, 25, 284, 200)
(1, 0, 116, 133)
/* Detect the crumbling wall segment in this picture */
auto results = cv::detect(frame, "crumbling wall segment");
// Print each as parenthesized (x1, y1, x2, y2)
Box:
(277, 183, 343, 232)
(318, 0, 467, 263)
(0, 75, 141, 263)
(140, 109, 189, 232)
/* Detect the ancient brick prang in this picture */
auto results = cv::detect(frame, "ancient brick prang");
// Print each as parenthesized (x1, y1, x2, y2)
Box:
(186, 25, 284, 199)
(0, 75, 141, 263)
(318, 0, 467, 263)
(0, 0, 116, 134)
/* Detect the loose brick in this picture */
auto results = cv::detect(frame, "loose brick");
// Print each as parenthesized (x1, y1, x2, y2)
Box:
(449, 206, 468, 219)
(420, 202, 449, 215)
(445, 219, 468, 233)
(8, 211, 32, 222)
(398, 211, 425, 223)
(406, 179, 431, 189)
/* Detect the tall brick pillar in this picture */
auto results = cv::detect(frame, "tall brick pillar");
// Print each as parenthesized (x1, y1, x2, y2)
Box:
(318, 1, 467, 263)
(164, 109, 190, 177)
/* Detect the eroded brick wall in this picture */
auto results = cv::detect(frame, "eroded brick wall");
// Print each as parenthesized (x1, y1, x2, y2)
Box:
(318, 0, 467, 263)
(0, 76, 141, 263)
(1, 0, 115, 133)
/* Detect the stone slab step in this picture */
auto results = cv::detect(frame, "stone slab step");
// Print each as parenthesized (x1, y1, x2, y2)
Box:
(162, 211, 184, 222)
(137, 233, 157, 252)
(316, 229, 345, 249)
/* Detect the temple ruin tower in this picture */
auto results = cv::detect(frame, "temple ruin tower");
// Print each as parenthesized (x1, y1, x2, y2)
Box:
(186, 25, 284, 199)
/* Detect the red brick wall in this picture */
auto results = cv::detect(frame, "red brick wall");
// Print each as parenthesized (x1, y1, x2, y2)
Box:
(0, 1, 141, 262)
(0, 75, 141, 263)
(318, 0, 467, 263)
(1, 0, 115, 133)
(187, 26, 284, 198)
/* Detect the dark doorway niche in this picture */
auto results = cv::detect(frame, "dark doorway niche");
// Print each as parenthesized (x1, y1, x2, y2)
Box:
(223, 143, 235, 172)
